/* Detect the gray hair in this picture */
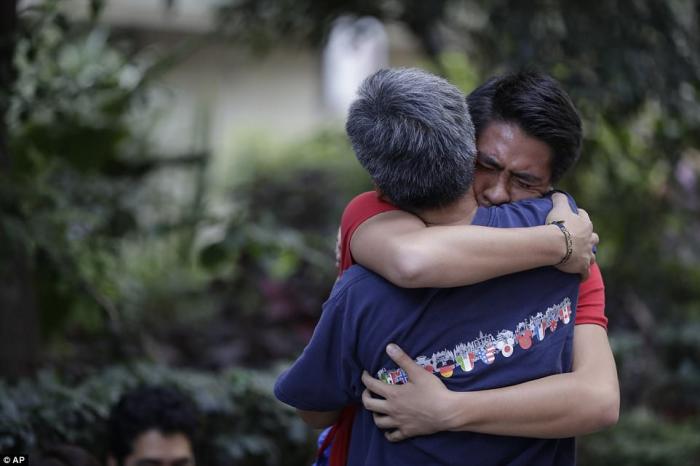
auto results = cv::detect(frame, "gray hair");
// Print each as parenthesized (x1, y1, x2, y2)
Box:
(346, 68, 476, 211)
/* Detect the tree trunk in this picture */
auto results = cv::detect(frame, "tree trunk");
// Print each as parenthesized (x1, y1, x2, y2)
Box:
(0, 0, 41, 380)
(0, 0, 17, 170)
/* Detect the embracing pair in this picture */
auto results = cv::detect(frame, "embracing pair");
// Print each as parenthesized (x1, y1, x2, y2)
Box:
(276, 68, 619, 466)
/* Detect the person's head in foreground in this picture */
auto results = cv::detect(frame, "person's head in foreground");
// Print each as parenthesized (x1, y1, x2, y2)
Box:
(107, 386, 198, 466)
(468, 71, 582, 205)
(346, 67, 477, 213)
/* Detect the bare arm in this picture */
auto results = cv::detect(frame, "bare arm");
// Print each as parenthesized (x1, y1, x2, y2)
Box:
(297, 409, 341, 429)
(362, 326, 619, 440)
(445, 324, 618, 437)
(351, 193, 597, 288)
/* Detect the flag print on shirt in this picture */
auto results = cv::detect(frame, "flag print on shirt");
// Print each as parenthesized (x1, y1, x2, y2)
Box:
(476, 344, 496, 365)
(435, 350, 457, 378)
(453, 344, 475, 372)
(559, 301, 572, 324)
(496, 330, 515, 357)
(377, 297, 573, 384)
(379, 368, 409, 385)
(516, 324, 533, 350)
(534, 313, 547, 342)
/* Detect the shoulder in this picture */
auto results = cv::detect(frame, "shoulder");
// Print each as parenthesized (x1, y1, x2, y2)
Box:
(481, 191, 577, 228)
(340, 191, 399, 235)
(328, 265, 407, 312)
(328, 265, 381, 303)
(338, 191, 401, 272)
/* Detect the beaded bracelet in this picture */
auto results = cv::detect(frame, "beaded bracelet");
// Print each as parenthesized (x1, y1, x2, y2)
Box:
(550, 220, 573, 266)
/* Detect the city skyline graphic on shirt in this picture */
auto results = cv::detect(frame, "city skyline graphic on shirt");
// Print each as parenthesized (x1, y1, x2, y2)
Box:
(377, 297, 573, 385)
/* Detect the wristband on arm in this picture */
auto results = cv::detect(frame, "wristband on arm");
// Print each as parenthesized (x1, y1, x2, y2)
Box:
(550, 220, 574, 266)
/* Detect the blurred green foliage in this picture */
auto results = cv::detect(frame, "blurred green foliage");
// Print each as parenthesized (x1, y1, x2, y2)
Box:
(577, 408, 700, 466)
(2, 1, 373, 371)
(215, 0, 448, 59)
(184, 131, 371, 368)
(2, 0, 700, 464)
(0, 364, 315, 465)
(2, 0, 163, 344)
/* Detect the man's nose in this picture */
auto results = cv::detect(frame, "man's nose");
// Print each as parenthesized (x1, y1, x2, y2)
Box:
(484, 181, 511, 205)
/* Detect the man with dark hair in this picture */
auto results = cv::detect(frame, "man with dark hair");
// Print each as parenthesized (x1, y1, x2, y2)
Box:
(107, 386, 198, 466)
(275, 68, 605, 465)
(468, 71, 582, 187)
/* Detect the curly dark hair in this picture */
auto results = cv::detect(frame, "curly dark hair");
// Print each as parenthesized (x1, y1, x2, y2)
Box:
(107, 386, 198, 464)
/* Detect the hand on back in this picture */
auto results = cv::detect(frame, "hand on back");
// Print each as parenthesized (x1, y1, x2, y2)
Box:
(361, 344, 455, 442)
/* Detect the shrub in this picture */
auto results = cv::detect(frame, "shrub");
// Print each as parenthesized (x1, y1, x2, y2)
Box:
(578, 408, 700, 466)
(0, 363, 316, 466)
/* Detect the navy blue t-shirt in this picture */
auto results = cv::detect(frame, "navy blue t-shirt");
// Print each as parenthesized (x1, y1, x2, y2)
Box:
(275, 196, 580, 466)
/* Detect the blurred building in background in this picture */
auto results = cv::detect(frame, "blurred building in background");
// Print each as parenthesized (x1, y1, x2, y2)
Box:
(61, 0, 420, 156)
(322, 16, 389, 117)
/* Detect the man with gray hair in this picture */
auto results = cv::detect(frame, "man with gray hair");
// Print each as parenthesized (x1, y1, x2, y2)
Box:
(345, 67, 477, 213)
(275, 68, 584, 465)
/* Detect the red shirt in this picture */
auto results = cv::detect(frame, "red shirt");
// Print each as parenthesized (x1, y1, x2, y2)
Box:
(338, 191, 608, 329)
